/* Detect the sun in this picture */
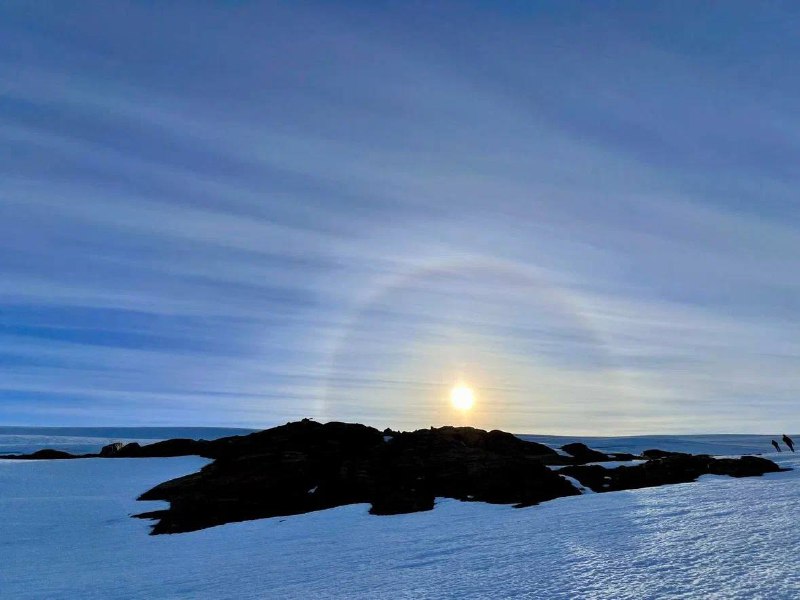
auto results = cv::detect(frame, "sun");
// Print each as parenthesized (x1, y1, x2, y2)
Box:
(450, 384, 475, 411)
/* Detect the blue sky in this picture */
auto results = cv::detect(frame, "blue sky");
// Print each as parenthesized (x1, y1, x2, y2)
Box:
(4, 1, 800, 433)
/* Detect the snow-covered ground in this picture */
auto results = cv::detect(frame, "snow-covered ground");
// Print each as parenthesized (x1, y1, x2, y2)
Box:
(2, 434, 799, 599)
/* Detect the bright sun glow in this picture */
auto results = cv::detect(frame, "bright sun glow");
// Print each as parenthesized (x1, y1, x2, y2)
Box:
(450, 385, 475, 411)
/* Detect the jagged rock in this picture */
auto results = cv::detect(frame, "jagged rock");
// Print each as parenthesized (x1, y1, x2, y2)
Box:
(609, 452, 640, 461)
(557, 443, 639, 464)
(561, 453, 784, 493)
(709, 456, 781, 478)
(116, 442, 141, 455)
(138, 421, 385, 533)
(642, 449, 688, 459)
(100, 442, 130, 457)
(561, 443, 611, 462)
(372, 427, 574, 510)
(3, 420, 785, 535)
(119, 439, 208, 458)
(136, 420, 577, 534)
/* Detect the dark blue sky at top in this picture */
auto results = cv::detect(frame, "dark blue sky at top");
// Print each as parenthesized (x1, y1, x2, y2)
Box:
(4, 1, 800, 433)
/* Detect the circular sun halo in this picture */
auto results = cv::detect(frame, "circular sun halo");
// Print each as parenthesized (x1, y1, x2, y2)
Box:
(450, 385, 475, 411)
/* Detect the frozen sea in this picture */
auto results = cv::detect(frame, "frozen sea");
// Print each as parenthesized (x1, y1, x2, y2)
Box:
(1, 429, 798, 599)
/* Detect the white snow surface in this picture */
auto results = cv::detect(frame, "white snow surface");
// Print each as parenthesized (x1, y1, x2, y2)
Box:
(2, 436, 800, 599)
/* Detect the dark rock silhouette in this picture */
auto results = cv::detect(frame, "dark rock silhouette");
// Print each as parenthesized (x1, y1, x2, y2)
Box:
(100, 442, 133, 457)
(116, 442, 142, 455)
(783, 434, 795, 452)
(132, 421, 784, 535)
(642, 449, 689, 459)
(119, 439, 208, 457)
(0, 420, 786, 535)
(136, 421, 579, 534)
(772, 440, 782, 452)
(561, 454, 783, 493)
(19, 449, 78, 460)
(560, 443, 638, 463)
(561, 442, 610, 462)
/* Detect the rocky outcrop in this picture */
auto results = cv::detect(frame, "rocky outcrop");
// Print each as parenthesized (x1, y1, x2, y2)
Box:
(132, 420, 785, 535)
(561, 442, 612, 462)
(642, 449, 688, 459)
(100, 442, 131, 457)
(0, 448, 100, 460)
(708, 456, 783, 478)
(118, 439, 207, 458)
(21, 449, 77, 460)
(0, 424, 556, 463)
(136, 420, 579, 534)
(0, 420, 785, 535)
(560, 443, 639, 463)
(369, 426, 575, 515)
(560, 454, 783, 493)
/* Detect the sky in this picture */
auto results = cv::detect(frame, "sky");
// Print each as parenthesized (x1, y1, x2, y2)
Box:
(4, 1, 800, 434)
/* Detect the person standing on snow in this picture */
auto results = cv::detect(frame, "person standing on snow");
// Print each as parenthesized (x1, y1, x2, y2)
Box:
(782, 434, 795, 452)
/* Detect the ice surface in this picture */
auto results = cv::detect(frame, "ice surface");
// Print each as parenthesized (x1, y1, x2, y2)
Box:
(1, 435, 798, 599)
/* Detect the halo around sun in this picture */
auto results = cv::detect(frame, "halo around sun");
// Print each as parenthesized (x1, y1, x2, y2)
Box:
(450, 385, 475, 411)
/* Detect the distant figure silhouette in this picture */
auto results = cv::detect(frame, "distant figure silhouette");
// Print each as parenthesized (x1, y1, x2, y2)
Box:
(783, 434, 795, 452)
(772, 439, 782, 452)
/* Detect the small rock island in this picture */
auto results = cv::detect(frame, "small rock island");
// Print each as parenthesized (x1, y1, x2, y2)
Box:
(2, 420, 785, 534)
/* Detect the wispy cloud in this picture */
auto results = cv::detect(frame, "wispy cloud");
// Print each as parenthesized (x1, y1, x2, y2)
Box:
(3, 2, 800, 433)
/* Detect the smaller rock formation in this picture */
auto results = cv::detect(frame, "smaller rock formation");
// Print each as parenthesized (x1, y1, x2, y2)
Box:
(561, 443, 612, 462)
(117, 439, 205, 458)
(26, 449, 76, 460)
(560, 442, 638, 464)
(561, 454, 783, 493)
(642, 449, 688, 459)
(100, 442, 130, 457)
